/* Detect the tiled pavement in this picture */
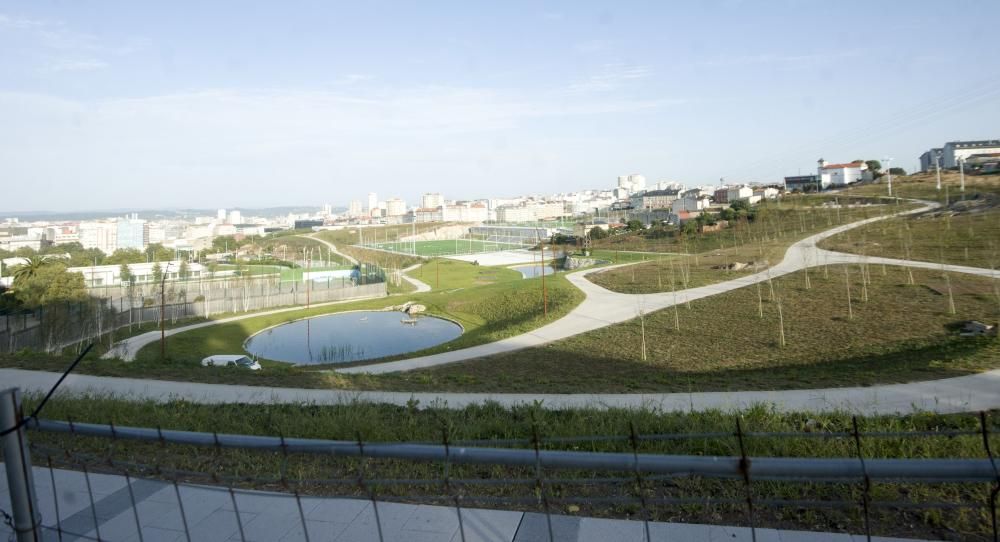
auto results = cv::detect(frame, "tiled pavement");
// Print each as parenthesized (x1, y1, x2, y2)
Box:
(1, 467, 933, 541)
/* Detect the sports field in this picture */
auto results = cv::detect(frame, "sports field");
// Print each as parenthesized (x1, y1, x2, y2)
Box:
(365, 239, 526, 257)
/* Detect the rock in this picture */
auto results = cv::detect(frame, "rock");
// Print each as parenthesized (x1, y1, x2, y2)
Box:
(405, 304, 426, 315)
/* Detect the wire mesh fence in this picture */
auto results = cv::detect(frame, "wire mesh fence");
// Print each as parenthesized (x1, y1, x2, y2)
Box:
(3, 387, 1000, 541)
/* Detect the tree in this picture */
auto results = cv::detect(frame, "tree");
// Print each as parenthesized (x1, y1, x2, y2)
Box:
(719, 207, 736, 221)
(625, 219, 644, 232)
(589, 226, 608, 240)
(118, 263, 133, 285)
(865, 160, 882, 174)
(145, 243, 174, 262)
(12, 264, 88, 308)
(888, 167, 907, 176)
(730, 199, 752, 213)
(152, 262, 163, 284)
(105, 248, 146, 265)
(179, 260, 190, 281)
(11, 256, 47, 282)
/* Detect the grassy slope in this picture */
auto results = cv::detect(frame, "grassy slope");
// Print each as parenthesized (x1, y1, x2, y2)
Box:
(819, 172, 1000, 268)
(384, 265, 1000, 393)
(591, 197, 913, 294)
(27, 396, 1000, 540)
(1, 261, 584, 387)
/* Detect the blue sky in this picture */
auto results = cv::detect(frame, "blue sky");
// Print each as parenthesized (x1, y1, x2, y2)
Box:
(1, 1, 999, 212)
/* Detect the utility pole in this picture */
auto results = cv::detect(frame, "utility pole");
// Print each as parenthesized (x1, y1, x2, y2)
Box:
(959, 158, 965, 195)
(884, 156, 893, 197)
(935, 151, 943, 191)
(160, 263, 172, 361)
(540, 242, 548, 318)
(306, 248, 312, 308)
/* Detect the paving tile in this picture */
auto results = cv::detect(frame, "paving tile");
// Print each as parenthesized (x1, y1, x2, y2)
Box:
(187, 508, 259, 541)
(304, 497, 370, 523)
(277, 520, 351, 542)
(512, 512, 582, 542)
(451, 507, 523, 542)
(403, 504, 464, 534)
(239, 509, 306, 542)
(334, 501, 422, 542)
(123, 526, 186, 542)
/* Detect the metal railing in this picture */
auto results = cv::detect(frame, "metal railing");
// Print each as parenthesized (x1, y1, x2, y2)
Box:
(3, 386, 1000, 541)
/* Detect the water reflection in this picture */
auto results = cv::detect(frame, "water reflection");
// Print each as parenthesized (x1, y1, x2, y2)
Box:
(245, 311, 462, 364)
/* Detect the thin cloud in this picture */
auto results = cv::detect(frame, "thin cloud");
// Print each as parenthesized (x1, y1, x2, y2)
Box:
(43, 58, 109, 73)
(567, 64, 652, 93)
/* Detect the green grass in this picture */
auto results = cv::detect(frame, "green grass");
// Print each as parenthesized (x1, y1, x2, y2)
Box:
(24, 395, 1000, 540)
(412, 259, 523, 290)
(383, 265, 1000, 393)
(0, 265, 585, 385)
(367, 239, 524, 257)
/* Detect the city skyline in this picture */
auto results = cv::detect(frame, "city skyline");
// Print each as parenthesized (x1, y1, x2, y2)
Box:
(2, 1, 999, 212)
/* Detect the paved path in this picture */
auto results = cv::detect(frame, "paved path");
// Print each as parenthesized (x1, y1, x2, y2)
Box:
(400, 263, 432, 293)
(3, 367, 998, 414)
(307, 234, 358, 265)
(342, 199, 1000, 375)
(1, 467, 929, 541)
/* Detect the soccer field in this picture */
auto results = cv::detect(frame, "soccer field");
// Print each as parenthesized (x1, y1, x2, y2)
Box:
(367, 239, 525, 257)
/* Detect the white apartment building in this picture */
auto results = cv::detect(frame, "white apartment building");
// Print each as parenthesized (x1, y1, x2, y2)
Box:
(227, 210, 242, 225)
(941, 140, 1000, 168)
(367, 193, 378, 213)
(43, 226, 80, 245)
(348, 200, 363, 217)
(495, 202, 567, 223)
(385, 198, 407, 217)
(79, 221, 118, 254)
(442, 203, 488, 222)
(671, 196, 711, 213)
(421, 193, 444, 209)
(726, 186, 753, 202)
(818, 159, 868, 187)
(617, 174, 647, 193)
(217, 209, 227, 221)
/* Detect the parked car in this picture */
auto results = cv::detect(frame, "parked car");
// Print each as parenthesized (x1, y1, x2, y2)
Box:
(201, 355, 261, 370)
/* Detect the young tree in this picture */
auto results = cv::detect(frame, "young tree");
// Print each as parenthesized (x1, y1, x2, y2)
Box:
(588, 226, 608, 240)
(865, 160, 882, 175)
(152, 262, 163, 284)
(118, 263, 133, 285)
(179, 260, 190, 281)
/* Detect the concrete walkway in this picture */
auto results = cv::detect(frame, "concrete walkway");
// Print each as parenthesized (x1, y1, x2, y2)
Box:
(307, 234, 359, 265)
(3, 367, 999, 414)
(341, 199, 999, 376)
(1, 467, 929, 541)
(400, 263, 432, 293)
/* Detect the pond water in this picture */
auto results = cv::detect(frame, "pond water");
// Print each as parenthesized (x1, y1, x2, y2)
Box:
(511, 264, 558, 278)
(244, 311, 463, 365)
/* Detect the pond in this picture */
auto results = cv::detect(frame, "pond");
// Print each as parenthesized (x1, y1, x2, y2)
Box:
(244, 310, 463, 364)
(511, 264, 559, 279)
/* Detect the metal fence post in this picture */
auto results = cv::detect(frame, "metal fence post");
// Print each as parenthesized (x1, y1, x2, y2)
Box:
(1, 387, 42, 542)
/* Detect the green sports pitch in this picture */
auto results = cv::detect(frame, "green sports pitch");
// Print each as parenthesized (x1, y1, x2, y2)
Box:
(364, 239, 526, 257)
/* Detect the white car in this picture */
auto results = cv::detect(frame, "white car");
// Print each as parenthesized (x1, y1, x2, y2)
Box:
(201, 355, 261, 370)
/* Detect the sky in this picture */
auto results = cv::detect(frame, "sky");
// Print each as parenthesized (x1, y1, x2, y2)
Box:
(1, 1, 999, 213)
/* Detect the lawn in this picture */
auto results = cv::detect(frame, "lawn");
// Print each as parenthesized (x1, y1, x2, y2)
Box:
(590, 199, 917, 294)
(0, 260, 585, 383)
(24, 395, 1000, 540)
(367, 239, 525, 257)
(385, 265, 1000, 393)
(819, 172, 1000, 270)
(411, 258, 523, 290)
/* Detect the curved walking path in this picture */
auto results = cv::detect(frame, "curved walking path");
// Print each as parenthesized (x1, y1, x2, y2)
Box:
(2, 366, 997, 414)
(306, 233, 358, 265)
(400, 263, 432, 292)
(340, 199, 997, 375)
(53, 198, 1000, 413)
